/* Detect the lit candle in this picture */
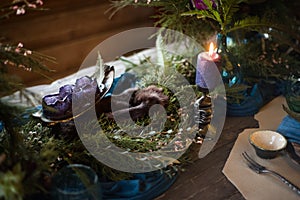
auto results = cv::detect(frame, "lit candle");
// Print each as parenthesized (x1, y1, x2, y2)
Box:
(208, 42, 219, 60)
(196, 42, 220, 91)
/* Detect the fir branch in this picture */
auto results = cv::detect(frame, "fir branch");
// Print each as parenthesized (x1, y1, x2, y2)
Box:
(220, 0, 246, 28)
(182, 9, 219, 23)
(229, 16, 275, 33)
(228, 5, 300, 42)
(110, 0, 215, 43)
(182, 0, 249, 33)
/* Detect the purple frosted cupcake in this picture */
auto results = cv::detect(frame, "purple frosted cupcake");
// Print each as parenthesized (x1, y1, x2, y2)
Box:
(42, 76, 100, 120)
(42, 84, 74, 120)
(72, 76, 100, 110)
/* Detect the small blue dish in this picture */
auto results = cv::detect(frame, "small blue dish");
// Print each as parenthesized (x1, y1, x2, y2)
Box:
(249, 130, 287, 159)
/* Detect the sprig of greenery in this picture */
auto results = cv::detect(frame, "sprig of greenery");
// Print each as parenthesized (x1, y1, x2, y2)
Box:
(0, 1, 55, 99)
(182, 0, 277, 36)
(109, 0, 215, 44)
(0, 0, 47, 20)
(0, 112, 57, 199)
(0, 164, 24, 200)
(0, 1, 54, 97)
(0, 42, 56, 97)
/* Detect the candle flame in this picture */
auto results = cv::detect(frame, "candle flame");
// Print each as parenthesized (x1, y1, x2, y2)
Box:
(208, 42, 214, 56)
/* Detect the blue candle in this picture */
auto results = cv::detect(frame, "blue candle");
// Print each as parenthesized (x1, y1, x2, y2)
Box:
(196, 43, 220, 90)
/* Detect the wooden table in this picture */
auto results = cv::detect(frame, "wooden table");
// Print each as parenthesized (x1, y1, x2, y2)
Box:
(2, 46, 260, 199)
(156, 116, 258, 200)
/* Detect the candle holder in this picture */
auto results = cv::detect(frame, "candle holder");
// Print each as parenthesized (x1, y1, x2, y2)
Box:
(194, 86, 212, 141)
(194, 42, 219, 141)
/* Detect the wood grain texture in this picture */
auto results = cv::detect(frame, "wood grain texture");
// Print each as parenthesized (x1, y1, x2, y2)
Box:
(1, 0, 155, 86)
(156, 116, 258, 200)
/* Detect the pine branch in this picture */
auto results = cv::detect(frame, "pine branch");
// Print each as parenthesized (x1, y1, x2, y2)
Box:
(227, 16, 269, 33)
(181, 10, 219, 22)
(220, 0, 244, 28)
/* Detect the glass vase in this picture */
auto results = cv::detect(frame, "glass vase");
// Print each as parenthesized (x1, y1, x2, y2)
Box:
(51, 164, 102, 200)
(217, 33, 241, 88)
(286, 75, 300, 113)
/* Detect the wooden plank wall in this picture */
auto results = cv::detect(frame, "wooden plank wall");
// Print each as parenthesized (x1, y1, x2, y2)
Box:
(0, 0, 155, 86)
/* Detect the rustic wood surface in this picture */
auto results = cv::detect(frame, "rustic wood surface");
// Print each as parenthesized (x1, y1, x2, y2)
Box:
(2, 2, 261, 199)
(156, 116, 259, 200)
(1, 0, 155, 86)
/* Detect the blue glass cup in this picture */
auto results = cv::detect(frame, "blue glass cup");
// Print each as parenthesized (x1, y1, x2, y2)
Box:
(51, 164, 102, 200)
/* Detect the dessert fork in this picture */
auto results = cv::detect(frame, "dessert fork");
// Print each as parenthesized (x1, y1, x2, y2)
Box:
(242, 152, 300, 196)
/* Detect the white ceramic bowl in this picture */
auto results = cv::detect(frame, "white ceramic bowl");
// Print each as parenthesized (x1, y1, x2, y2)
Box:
(249, 130, 287, 159)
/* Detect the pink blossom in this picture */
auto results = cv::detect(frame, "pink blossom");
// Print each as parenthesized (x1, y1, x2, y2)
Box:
(16, 7, 26, 15)
(28, 3, 37, 8)
(36, 0, 44, 5)
(17, 43, 23, 48)
(18, 64, 32, 71)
